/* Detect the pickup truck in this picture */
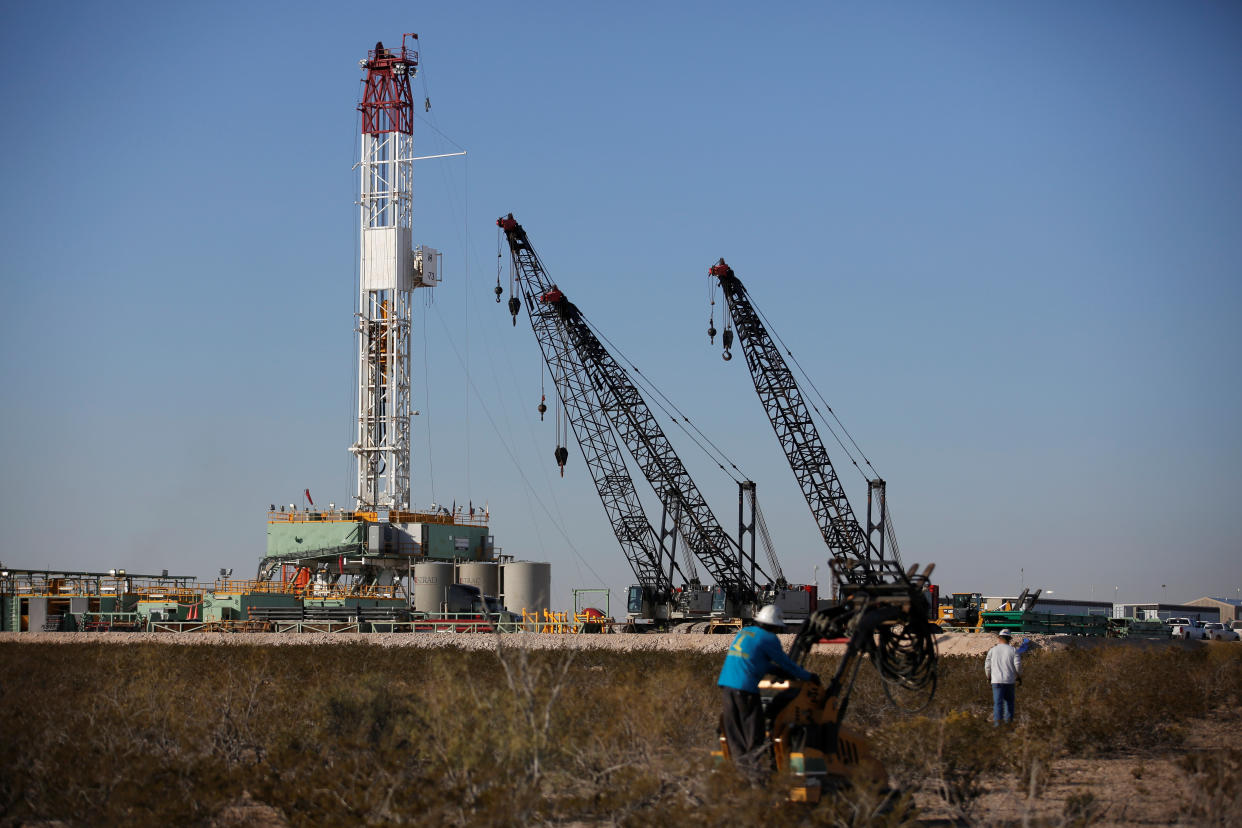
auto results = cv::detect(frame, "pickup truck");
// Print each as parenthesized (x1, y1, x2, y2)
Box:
(1202, 622, 1240, 642)
(1167, 618, 1208, 640)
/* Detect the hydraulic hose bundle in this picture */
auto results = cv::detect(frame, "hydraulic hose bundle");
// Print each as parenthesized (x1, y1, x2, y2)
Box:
(874, 597, 939, 712)
(790, 576, 939, 721)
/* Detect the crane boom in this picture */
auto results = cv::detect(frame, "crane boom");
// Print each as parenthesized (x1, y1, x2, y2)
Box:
(498, 216, 685, 597)
(552, 295, 768, 603)
(710, 260, 904, 586)
(500, 217, 771, 608)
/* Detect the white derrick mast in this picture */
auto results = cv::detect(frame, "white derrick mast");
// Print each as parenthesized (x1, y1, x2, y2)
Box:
(351, 36, 439, 512)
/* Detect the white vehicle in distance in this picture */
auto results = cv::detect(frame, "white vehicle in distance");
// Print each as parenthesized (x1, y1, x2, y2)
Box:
(1202, 622, 1240, 642)
(1167, 618, 1208, 640)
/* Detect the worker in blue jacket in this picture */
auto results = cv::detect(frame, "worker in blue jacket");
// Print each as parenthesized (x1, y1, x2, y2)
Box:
(718, 604, 816, 776)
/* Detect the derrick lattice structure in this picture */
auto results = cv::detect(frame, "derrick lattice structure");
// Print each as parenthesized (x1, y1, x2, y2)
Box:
(351, 37, 433, 511)
(710, 261, 906, 587)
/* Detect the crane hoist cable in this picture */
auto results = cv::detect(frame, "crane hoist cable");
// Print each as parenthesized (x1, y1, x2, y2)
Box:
(747, 294, 906, 562)
(709, 259, 907, 586)
(538, 365, 547, 421)
(712, 269, 879, 484)
(748, 488, 784, 583)
(559, 295, 774, 598)
(589, 319, 749, 485)
(554, 391, 569, 477)
(428, 302, 608, 585)
(495, 214, 688, 599)
(883, 504, 902, 569)
(750, 297, 881, 484)
(495, 225, 504, 303)
(499, 216, 770, 606)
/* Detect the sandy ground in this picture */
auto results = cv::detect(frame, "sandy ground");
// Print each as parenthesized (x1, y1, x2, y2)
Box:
(0, 629, 1073, 655)
(913, 710, 1242, 827)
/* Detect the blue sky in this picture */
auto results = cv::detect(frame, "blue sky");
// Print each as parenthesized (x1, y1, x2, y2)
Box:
(1, 2, 1239, 609)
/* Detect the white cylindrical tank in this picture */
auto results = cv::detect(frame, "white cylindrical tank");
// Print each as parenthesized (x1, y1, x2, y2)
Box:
(456, 561, 499, 598)
(412, 561, 455, 613)
(500, 561, 551, 616)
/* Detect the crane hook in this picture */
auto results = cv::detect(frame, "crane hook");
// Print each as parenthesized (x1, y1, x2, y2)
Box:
(722, 328, 733, 360)
(707, 321, 717, 344)
(494, 282, 503, 303)
(538, 394, 547, 421)
(507, 295, 521, 325)
(554, 445, 569, 477)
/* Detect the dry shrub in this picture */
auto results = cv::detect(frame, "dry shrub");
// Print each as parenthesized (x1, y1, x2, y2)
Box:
(799, 779, 921, 828)
(1062, 789, 1103, 826)
(1020, 646, 1234, 755)
(871, 710, 1005, 820)
(0, 640, 1237, 827)
(1177, 748, 1242, 827)
(1009, 729, 1055, 799)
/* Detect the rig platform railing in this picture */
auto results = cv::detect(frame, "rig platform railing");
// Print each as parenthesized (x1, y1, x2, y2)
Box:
(210, 579, 402, 599)
(80, 612, 144, 631)
(267, 507, 489, 526)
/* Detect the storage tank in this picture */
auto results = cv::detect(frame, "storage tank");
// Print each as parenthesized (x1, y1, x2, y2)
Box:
(456, 561, 499, 598)
(500, 561, 551, 615)
(412, 561, 455, 613)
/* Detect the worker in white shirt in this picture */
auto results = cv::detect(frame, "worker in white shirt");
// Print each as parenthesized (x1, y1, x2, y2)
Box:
(983, 628, 1022, 725)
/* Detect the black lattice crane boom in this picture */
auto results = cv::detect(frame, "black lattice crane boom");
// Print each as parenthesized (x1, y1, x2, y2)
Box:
(499, 216, 773, 611)
(496, 215, 686, 604)
(709, 259, 905, 587)
(704, 269, 939, 797)
(552, 294, 769, 607)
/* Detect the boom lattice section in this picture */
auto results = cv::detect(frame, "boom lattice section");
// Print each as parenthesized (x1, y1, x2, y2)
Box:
(501, 217, 770, 607)
(500, 219, 684, 598)
(711, 263, 904, 586)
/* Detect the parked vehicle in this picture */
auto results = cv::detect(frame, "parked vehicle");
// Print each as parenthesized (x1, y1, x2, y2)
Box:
(1202, 622, 1240, 642)
(1170, 619, 1208, 640)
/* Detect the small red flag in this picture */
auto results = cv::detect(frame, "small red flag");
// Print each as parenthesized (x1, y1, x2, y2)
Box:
(304, 488, 314, 507)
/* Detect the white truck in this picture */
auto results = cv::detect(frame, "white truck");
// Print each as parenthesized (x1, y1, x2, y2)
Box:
(1167, 617, 1208, 640)
(1202, 622, 1240, 642)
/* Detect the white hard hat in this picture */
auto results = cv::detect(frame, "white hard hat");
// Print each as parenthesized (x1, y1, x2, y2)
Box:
(998, 628, 1012, 638)
(755, 604, 785, 628)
